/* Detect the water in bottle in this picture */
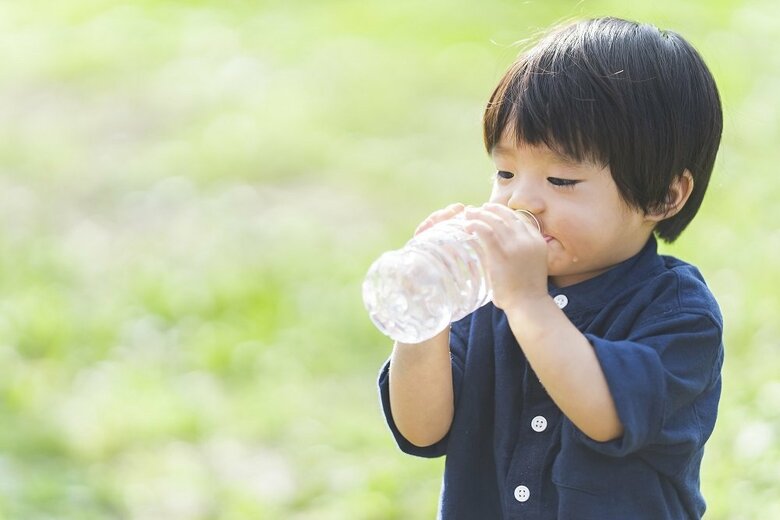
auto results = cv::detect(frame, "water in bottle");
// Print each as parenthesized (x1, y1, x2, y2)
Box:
(362, 209, 540, 344)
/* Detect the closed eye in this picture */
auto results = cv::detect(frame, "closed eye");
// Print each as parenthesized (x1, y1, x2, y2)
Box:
(547, 177, 580, 188)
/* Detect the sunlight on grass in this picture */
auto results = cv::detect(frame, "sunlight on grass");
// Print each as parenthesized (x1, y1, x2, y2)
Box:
(0, 0, 777, 518)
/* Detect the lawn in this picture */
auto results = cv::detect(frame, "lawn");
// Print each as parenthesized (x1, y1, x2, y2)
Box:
(0, 0, 778, 518)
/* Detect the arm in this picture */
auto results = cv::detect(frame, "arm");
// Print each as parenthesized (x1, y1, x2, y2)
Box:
(504, 295, 623, 442)
(463, 203, 623, 442)
(388, 328, 454, 447)
(385, 202, 465, 447)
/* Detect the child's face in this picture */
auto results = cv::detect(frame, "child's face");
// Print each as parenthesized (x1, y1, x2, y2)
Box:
(489, 137, 657, 287)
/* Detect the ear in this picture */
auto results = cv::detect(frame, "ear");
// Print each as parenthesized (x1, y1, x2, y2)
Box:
(646, 170, 694, 222)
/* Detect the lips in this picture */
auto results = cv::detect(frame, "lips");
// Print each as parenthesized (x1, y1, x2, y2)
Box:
(543, 235, 554, 243)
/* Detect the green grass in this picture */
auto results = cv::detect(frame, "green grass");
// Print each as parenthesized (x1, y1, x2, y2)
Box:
(0, 0, 778, 518)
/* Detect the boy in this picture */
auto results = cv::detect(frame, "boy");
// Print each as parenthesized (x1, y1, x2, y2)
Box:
(378, 17, 724, 519)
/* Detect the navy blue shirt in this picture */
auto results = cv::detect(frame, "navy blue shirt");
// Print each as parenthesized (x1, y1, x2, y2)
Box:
(378, 238, 724, 519)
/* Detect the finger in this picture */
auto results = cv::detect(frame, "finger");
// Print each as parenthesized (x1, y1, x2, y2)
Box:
(461, 218, 502, 251)
(464, 206, 517, 239)
(482, 203, 541, 235)
(481, 202, 516, 220)
(440, 202, 466, 218)
(415, 202, 466, 235)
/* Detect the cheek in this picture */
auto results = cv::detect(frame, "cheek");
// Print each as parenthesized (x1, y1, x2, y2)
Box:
(550, 212, 601, 255)
(554, 212, 589, 240)
(557, 196, 609, 233)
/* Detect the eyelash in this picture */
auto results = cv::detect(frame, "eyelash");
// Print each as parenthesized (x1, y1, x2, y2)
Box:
(547, 177, 579, 188)
(495, 171, 580, 188)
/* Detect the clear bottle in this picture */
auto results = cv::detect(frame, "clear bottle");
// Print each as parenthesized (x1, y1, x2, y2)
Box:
(362, 209, 540, 344)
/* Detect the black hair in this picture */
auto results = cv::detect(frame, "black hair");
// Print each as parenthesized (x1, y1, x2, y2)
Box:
(483, 17, 723, 242)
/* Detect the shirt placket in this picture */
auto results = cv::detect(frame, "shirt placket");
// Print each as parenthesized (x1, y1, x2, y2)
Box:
(504, 367, 558, 519)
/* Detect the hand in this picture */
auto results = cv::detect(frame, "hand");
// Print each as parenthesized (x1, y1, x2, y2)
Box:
(462, 203, 548, 311)
(414, 203, 466, 236)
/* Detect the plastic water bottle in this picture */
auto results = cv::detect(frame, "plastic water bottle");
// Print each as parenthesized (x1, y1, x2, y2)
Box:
(362, 209, 541, 344)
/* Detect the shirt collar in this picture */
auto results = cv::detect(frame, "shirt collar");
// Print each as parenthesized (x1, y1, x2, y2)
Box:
(547, 237, 664, 316)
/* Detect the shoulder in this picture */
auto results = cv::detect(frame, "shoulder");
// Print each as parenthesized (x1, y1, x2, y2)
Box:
(622, 255, 723, 339)
(661, 256, 721, 319)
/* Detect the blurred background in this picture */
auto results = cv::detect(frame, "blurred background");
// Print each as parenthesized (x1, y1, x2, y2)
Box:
(0, 0, 777, 518)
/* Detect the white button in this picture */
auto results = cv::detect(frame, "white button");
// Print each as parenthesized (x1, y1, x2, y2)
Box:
(553, 294, 568, 309)
(514, 485, 530, 502)
(531, 415, 547, 432)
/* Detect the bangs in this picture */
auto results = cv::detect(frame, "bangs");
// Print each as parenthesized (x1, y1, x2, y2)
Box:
(483, 26, 629, 168)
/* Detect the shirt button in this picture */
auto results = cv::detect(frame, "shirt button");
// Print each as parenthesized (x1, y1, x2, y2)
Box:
(531, 415, 548, 432)
(553, 294, 568, 309)
(514, 485, 530, 503)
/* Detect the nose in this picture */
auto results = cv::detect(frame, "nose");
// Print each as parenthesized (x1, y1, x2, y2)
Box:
(506, 179, 545, 216)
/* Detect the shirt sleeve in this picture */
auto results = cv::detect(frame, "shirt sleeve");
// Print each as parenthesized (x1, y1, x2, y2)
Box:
(576, 310, 723, 469)
(376, 319, 469, 458)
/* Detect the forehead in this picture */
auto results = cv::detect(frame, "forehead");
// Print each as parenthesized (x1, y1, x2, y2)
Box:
(491, 138, 577, 165)
(491, 136, 610, 178)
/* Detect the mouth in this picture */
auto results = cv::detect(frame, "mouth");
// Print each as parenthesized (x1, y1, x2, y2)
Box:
(543, 234, 554, 243)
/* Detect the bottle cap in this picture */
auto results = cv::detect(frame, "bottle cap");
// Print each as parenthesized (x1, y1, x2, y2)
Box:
(515, 209, 542, 234)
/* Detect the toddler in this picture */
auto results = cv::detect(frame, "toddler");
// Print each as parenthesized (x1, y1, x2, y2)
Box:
(378, 16, 724, 519)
